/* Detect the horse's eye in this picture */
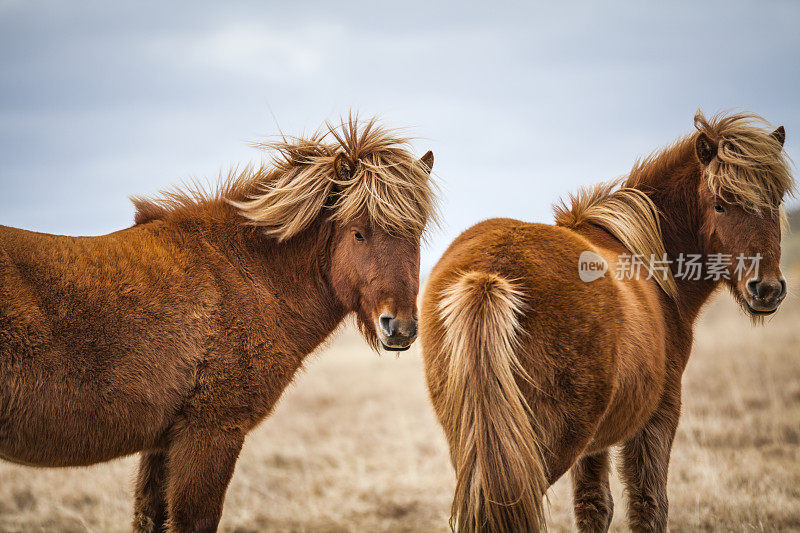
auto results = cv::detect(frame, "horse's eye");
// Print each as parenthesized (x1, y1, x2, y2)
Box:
(714, 204, 725, 213)
(353, 231, 365, 242)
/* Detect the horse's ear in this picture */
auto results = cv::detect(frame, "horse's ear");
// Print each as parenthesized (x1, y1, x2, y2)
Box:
(772, 126, 786, 147)
(695, 133, 717, 166)
(419, 150, 434, 174)
(333, 152, 354, 181)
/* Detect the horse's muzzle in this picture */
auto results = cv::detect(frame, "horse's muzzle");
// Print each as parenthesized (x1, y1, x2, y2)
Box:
(745, 277, 787, 314)
(378, 314, 418, 351)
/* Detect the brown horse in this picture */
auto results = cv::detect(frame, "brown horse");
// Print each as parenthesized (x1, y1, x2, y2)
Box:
(0, 117, 436, 532)
(420, 111, 794, 532)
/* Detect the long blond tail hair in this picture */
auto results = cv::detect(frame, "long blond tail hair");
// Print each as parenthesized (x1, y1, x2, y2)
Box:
(437, 271, 548, 532)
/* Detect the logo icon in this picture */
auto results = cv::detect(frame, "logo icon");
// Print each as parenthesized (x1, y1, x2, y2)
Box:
(578, 251, 608, 282)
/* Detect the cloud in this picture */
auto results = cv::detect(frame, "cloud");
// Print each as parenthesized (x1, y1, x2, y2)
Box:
(147, 22, 345, 81)
(1, 1, 799, 274)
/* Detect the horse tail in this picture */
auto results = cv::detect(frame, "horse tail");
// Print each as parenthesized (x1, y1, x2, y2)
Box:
(437, 271, 548, 532)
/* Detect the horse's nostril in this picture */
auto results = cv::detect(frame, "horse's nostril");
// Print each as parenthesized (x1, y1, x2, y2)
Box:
(746, 279, 760, 297)
(748, 278, 785, 302)
(765, 280, 783, 300)
(379, 314, 395, 337)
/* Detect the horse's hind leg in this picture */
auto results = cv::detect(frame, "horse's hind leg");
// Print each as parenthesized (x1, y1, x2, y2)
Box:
(133, 451, 169, 532)
(619, 392, 680, 533)
(571, 449, 614, 532)
(163, 423, 244, 533)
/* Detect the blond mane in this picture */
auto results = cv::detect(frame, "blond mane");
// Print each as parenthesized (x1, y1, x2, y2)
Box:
(694, 110, 793, 213)
(554, 110, 795, 301)
(231, 116, 436, 241)
(554, 182, 678, 299)
(133, 116, 437, 241)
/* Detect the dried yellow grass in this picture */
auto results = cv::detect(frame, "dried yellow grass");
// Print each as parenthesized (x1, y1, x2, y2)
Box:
(2, 284, 798, 531)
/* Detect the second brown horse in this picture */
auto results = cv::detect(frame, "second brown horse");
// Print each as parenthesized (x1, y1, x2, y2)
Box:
(421, 111, 793, 532)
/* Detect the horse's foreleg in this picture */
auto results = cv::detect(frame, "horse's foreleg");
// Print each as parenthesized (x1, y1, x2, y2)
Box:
(163, 425, 244, 533)
(133, 450, 169, 533)
(571, 449, 614, 532)
(619, 392, 681, 533)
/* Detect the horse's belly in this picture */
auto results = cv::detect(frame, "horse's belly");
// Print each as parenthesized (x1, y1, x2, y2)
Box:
(2, 404, 168, 467)
(587, 348, 667, 451)
(0, 348, 196, 467)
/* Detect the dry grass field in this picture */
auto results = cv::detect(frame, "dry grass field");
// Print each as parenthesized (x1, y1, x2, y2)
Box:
(1, 260, 799, 531)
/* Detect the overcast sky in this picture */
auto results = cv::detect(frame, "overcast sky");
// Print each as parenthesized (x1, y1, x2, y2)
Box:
(1, 0, 798, 272)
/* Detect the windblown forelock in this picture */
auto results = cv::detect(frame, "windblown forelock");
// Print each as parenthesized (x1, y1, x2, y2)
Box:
(695, 110, 795, 213)
(229, 115, 438, 242)
(327, 116, 438, 239)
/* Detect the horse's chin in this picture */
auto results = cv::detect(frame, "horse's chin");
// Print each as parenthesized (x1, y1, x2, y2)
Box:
(381, 343, 410, 352)
(739, 294, 779, 322)
(731, 286, 779, 318)
(745, 303, 778, 316)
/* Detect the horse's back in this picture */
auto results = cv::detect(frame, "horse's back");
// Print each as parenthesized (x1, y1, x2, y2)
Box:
(0, 223, 219, 361)
(0, 223, 218, 466)
(425, 217, 646, 344)
(0, 226, 56, 363)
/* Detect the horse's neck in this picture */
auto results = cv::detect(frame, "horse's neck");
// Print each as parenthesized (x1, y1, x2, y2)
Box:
(636, 147, 720, 321)
(192, 216, 346, 351)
